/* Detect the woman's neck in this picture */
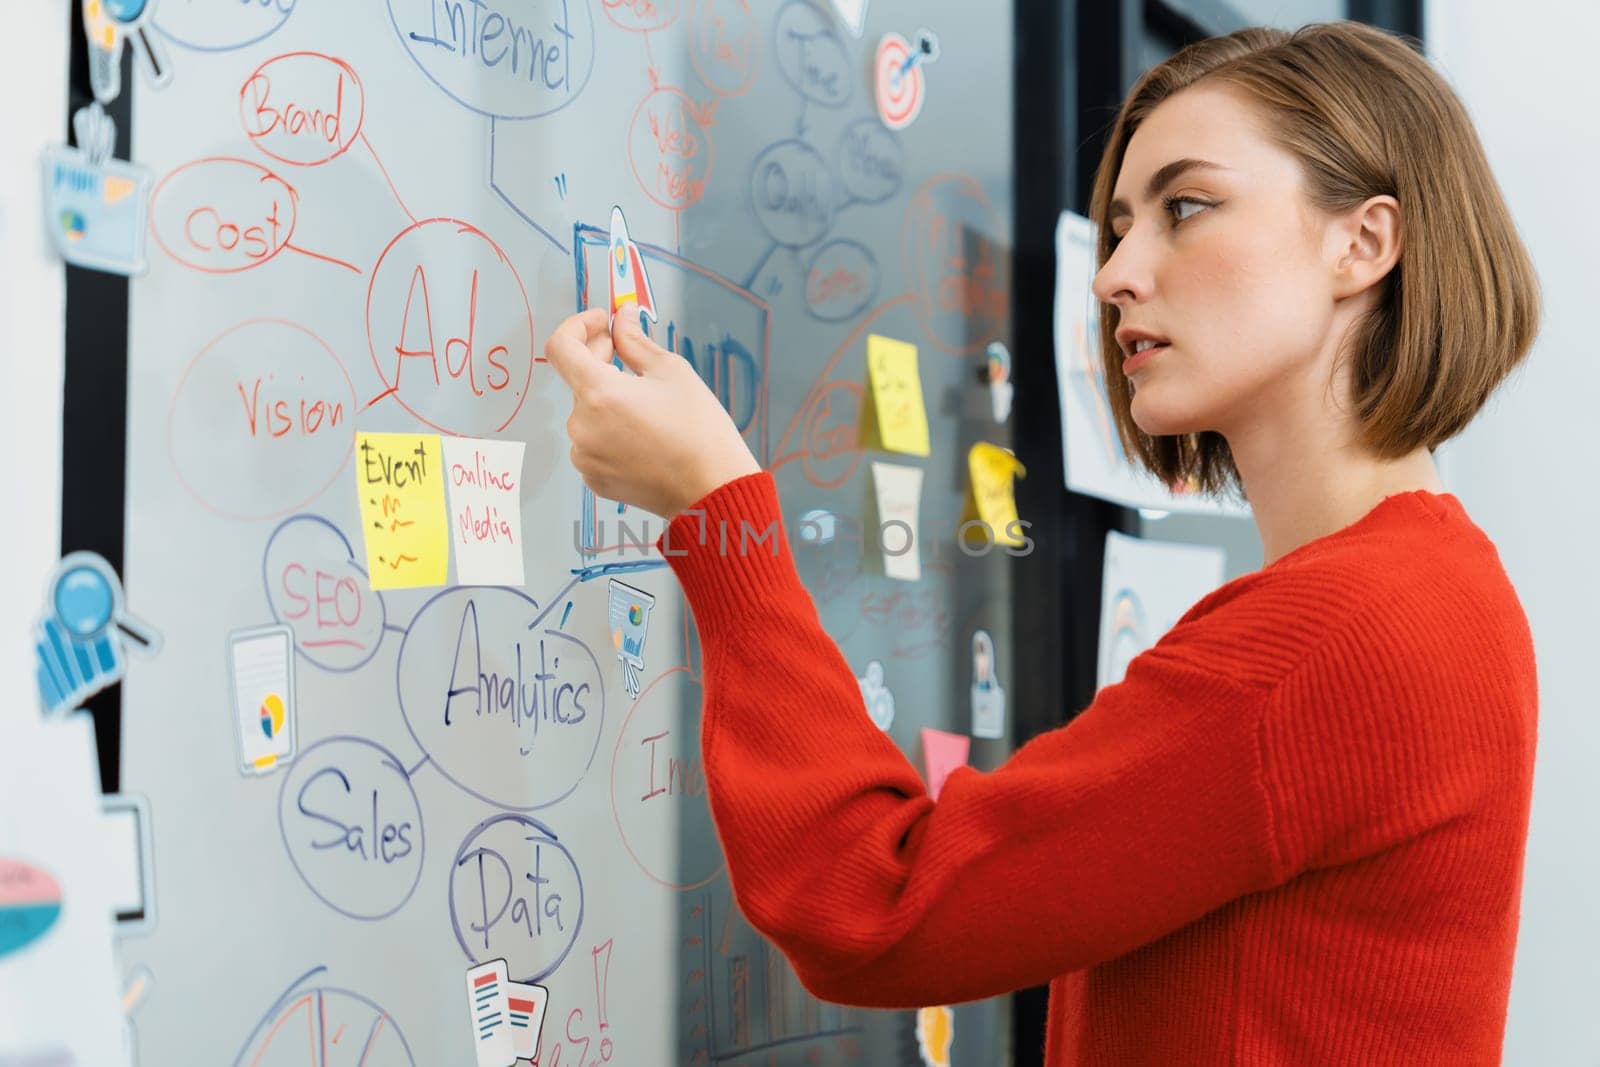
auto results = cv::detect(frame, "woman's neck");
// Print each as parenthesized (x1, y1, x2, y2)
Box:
(1234, 439, 1444, 568)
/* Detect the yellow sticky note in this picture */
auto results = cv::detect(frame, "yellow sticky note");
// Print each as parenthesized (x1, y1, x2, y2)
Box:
(962, 442, 1028, 547)
(355, 432, 450, 589)
(860, 334, 930, 457)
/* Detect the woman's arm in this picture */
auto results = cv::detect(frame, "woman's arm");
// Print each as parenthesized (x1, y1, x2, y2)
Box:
(657, 471, 1286, 1008)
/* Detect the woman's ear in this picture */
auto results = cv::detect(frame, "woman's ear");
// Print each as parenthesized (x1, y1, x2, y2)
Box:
(1330, 194, 1402, 301)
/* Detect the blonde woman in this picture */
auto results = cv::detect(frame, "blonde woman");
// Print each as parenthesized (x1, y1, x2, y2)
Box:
(547, 21, 1539, 1065)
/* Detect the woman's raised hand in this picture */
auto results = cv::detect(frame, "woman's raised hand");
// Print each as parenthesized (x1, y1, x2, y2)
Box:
(543, 301, 762, 520)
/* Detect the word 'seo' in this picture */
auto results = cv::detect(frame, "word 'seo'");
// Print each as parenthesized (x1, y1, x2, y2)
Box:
(608, 579, 657, 698)
(43, 104, 151, 276)
(34, 551, 161, 717)
(466, 957, 549, 1067)
(609, 205, 658, 326)
(875, 28, 940, 131)
(858, 660, 896, 731)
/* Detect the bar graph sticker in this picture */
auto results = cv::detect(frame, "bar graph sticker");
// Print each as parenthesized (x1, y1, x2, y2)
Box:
(505, 980, 550, 1058)
(466, 958, 517, 1067)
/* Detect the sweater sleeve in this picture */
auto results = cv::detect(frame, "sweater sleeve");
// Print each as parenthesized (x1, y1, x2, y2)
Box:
(656, 471, 1287, 1008)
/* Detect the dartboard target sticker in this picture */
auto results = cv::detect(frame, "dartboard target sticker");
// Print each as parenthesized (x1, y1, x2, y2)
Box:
(875, 32, 925, 131)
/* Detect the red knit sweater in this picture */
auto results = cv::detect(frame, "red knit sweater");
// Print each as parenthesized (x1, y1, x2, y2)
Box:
(655, 471, 1538, 1065)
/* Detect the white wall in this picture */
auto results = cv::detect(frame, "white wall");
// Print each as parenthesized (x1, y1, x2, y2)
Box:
(0, 2, 68, 733)
(1425, 3, 1600, 1063)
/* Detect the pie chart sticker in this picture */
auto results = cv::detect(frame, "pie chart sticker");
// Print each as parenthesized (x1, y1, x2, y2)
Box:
(0, 858, 63, 958)
(235, 976, 415, 1066)
(260, 693, 286, 739)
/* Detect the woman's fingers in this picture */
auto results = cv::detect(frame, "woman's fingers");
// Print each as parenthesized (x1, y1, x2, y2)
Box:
(610, 301, 672, 376)
(545, 308, 615, 392)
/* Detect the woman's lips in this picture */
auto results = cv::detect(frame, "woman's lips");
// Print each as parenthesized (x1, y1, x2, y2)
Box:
(1123, 342, 1169, 373)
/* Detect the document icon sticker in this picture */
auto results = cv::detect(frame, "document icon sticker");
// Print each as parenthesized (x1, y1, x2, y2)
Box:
(41, 140, 152, 276)
(227, 624, 296, 776)
(466, 958, 517, 1067)
(506, 980, 550, 1058)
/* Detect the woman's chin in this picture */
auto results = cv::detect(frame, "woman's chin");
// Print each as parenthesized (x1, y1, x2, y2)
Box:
(1129, 390, 1199, 438)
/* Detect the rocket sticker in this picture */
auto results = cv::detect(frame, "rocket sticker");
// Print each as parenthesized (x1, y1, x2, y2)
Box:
(608, 205, 657, 325)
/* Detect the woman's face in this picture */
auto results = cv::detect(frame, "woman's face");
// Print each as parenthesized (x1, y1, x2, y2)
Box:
(1092, 84, 1343, 441)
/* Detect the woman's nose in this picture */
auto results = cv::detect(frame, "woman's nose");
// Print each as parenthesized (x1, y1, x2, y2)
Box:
(1092, 240, 1150, 307)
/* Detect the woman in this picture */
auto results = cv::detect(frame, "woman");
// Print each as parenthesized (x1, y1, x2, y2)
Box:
(546, 21, 1540, 1066)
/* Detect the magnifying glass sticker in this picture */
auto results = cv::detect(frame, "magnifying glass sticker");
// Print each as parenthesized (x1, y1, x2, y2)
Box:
(51, 553, 161, 651)
(82, 0, 172, 103)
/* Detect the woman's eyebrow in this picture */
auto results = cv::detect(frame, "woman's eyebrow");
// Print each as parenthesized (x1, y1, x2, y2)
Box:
(1109, 158, 1232, 224)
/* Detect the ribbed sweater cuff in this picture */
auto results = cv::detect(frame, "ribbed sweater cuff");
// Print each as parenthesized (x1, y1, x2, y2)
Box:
(653, 470, 796, 629)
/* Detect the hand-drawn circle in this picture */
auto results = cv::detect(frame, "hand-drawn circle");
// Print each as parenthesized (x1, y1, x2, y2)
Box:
(800, 379, 862, 488)
(609, 667, 724, 890)
(602, 0, 681, 33)
(149, 157, 298, 274)
(449, 813, 584, 982)
(262, 515, 388, 673)
(900, 174, 1010, 354)
(688, 0, 760, 97)
(240, 52, 366, 167)
(168, 318, 356, 522)
(628, 87, 715, 212)
(749, 139, 835, 248)
(386, 0, 596, 120)
(155, 0, 295, 53)
(835, 119, 904, 205)
(277, 736, 425, 921)
(396, 586, 605, 811)
(365, 217, 537, 436)
(803, 239, 879, 322)
(774, 1, 850, 107)
(233, 980, 415, 1066)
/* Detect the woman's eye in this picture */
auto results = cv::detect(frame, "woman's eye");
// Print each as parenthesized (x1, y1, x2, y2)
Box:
(1108, 198, 1210, 249)
(1167, 196, 1210, 223)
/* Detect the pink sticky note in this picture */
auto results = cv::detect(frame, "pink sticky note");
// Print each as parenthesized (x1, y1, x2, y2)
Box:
(920, 728, 970, 801)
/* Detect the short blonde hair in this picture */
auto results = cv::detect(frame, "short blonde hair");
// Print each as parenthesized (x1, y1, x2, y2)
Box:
(1087, 21, 1541, 502)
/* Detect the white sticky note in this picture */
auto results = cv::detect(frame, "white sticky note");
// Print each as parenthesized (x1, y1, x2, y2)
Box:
(505, 980, 550, 1058)
(442, 437, 527, 586)
(871, 461, 924, 581)
(466, 959, 518, 1067)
